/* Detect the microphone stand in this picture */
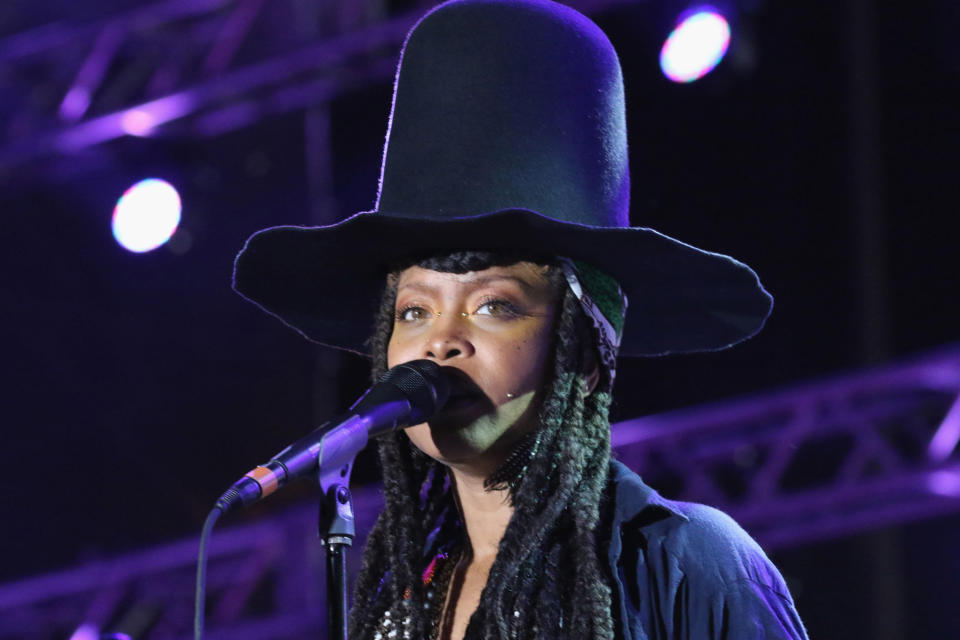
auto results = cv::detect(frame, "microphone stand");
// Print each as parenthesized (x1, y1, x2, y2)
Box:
(209, 362, 446, 640)
(318, 459, 356, 640)
(312, 406, 407, 640)
(313, 412, 374, 640)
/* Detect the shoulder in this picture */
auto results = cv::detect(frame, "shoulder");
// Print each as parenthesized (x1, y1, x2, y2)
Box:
(665, 501, 791, 597)
(611, 461, 782, 587)
(610, 458, 786, 595)
(608, 460, 808, 639)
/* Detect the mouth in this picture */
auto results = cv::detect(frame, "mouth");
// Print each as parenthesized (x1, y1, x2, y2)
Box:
(436, 368, 489, 416)
(443, 392, 482, 412)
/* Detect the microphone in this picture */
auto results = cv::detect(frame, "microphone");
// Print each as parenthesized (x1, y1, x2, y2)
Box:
(215, 359, 449, 514)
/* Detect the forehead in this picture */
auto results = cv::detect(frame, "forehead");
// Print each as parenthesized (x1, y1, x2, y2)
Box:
(394, 262, 554, 293)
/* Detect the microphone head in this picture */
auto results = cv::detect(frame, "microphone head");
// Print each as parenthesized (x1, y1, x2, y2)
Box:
(377, 359, 450, 424)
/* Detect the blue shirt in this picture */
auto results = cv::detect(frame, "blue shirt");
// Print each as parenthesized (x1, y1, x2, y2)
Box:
(605, 459, 809, 640)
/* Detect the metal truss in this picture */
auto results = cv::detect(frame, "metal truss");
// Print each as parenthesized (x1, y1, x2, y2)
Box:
(3, 346, 958, 638)
(0, 0, 636, 170)
(0, 506, 324, 640)
(611, 345, 960, 548)
(0, 498, 392, 639)
(0, 0, 410, 168)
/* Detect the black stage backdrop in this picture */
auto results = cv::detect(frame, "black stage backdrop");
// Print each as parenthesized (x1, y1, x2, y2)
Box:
(1, 1, 958, 638)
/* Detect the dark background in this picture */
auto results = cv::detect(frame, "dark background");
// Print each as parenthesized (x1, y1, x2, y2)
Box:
(2, 1, 958, 638)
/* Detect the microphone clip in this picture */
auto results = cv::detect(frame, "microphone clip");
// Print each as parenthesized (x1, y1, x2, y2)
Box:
(318, 455, 356, 545)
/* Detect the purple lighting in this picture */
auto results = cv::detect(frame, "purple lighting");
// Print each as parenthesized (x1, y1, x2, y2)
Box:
(60, 87, 92, 121)
(120, 110, 158, 137)
(55, 94, 194, 153)
(926, 469, 960, 497)
(69, 623, 99, 640)
(660, 7, 731, 83)
(118, 94, 194, 137)
(928, 395, 960, 461)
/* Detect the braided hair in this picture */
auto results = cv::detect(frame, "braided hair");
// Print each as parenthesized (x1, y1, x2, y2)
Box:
(349, 251, 617, 640)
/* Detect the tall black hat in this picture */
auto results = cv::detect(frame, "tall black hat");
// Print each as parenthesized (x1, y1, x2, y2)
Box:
(233, 0, 772, 357)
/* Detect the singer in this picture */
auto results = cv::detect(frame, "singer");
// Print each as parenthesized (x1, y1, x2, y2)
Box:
(232, 0, 808, 638)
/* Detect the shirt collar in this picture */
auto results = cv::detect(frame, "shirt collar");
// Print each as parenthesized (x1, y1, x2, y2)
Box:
(608, 458, 689, 527)
(605, 460, 688, 640)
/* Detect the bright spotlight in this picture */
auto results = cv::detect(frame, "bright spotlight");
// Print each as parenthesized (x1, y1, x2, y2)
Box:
(112, 178, 182, 253)
(660, 8, 731, 83)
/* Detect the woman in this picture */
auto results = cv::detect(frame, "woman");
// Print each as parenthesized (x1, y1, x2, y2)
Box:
(233, 1, 808, 638)
(357, 252, 625, 639)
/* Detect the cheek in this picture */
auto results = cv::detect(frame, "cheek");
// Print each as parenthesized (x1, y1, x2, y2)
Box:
(386, 331, 405, 368)
(493, 327, 554, 392)
(523, 345, 552, 390)
(386, 338, 396, 368)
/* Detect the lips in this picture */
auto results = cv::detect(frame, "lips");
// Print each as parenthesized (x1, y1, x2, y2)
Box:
(436, 367, 488, 415)
(444, 394, 481, 412)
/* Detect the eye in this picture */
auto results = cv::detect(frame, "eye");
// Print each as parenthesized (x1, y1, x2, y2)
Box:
(474, 298, 520, 318)
(396, 306, 429, 322)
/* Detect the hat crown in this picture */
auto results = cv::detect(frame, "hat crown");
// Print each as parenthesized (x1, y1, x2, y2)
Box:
(232, 0, 773, 358)
(376, 0, 630, 228)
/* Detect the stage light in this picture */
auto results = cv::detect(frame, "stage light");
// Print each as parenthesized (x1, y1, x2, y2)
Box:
(660, 7, 731, 83)
(112, 178, 182, 253)
(69, 624, 99, 640)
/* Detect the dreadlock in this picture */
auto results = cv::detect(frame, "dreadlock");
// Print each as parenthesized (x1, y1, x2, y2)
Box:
(349, 251, 617, 640)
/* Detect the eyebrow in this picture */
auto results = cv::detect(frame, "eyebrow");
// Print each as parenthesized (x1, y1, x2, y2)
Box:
(397, 274, 537, 294)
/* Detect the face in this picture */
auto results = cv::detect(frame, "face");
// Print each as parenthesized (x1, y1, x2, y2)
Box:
(387, 262, 560, 477)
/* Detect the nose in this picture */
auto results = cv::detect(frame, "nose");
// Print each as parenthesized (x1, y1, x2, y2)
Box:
(425, 313, 474, 361)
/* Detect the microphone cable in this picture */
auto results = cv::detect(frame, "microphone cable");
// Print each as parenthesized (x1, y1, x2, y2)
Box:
(193, 506, 223, 640)
(191, 360, 448, 638)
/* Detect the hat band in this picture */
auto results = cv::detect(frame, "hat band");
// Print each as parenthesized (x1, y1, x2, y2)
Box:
(558, 258, 626, 381)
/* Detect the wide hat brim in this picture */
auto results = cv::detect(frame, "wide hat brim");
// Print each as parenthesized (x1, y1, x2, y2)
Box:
(233, 208, 772, 358)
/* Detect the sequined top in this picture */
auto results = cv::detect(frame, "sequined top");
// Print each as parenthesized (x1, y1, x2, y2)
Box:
(373, 547, 459, 640)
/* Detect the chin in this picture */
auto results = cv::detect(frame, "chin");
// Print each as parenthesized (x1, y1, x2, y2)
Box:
(437, 415, 533, 468)
(428, 423, 489, 460)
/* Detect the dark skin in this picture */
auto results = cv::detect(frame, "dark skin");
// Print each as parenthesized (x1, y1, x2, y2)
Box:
(387, 262, 598, 640)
